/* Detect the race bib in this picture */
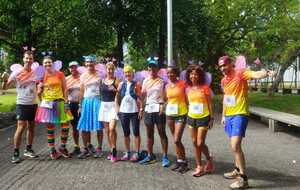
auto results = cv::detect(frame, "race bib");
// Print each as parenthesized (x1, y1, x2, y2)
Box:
(19, 85, 34, 97)
(145, 103, 160, 113)
(224, 95, 236, 107)
(40, 100, 53, 109)
(166, 103, 178, 115)
(85, 84, 99, 97)
(189, 103, 203, 115)
(102, 103, 111, 112)
(69, 88, 80, 101)
(120, 95, 138, 113)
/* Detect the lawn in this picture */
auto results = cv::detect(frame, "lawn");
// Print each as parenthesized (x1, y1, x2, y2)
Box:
(248, 92, 300, 115)
(213, 92, 300, 116)
(0, 89, 16, 112)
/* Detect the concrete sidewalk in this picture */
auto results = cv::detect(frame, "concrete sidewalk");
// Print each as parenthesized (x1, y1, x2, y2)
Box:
(0, 114, 299, 190)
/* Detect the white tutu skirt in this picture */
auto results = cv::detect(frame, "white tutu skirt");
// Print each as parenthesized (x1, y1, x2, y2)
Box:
(98, 101, 118, 122)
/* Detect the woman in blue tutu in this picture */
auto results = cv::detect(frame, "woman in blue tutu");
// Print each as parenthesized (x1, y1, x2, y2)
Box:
(77, 55, 104, 158)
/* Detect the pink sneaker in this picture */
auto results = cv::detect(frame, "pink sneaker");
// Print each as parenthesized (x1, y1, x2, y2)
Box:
(204, 157, 214, 173)
(130, 153, 139, 162)
(110, 155, 118, 163)
(121, 152, 130, 161)
(106, 153, 112, 160)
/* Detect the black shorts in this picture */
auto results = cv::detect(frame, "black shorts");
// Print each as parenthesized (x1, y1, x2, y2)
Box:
(144, 112, 166, 127)
(69, 102, 80, 129)
(118, 112, 140, 137)
(166, 115, 187, 124)
(187, 116, 210, 128)
(16, 104, 37, 121)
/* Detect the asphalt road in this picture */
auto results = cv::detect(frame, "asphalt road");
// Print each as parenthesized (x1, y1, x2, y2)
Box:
(0, 114, 299, 190)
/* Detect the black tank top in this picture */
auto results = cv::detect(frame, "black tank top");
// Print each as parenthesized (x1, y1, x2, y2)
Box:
(101, 79, 117, 102)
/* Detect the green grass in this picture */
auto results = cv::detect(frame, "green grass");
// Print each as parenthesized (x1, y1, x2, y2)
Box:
(213, 92, 300, 116)
(0, 89, 16, 112)
(248, 92, 300, 115)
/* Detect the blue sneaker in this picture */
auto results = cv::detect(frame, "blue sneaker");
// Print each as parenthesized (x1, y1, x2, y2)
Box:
(162, 155, 170, 167)
(139, 154, 156, 165)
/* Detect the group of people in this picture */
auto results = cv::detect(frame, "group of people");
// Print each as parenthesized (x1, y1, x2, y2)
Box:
(1, 50, 275, 190)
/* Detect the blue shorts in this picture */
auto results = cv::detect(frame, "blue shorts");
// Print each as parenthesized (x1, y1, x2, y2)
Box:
(225, 115, 248, 138)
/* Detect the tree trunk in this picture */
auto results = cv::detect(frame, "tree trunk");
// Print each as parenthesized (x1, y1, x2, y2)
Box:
(268, 48, 300, 96)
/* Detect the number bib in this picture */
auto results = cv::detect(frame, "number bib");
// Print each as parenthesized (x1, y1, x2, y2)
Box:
(85, 84, 99, 97)
(40, 100, 53, 109)
(224, 95, 236, 107)
(189, 103, 203, 115)
(145, 103, 160, 113)
(120, 95, 138, 113)
(19, 83, 35, 97)
(69, 88, 80, 102)
(166, 103, 178, 115)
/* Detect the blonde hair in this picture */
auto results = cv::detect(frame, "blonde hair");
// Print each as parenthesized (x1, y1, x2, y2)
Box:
(124, 65, 134, 73)
(106, 62, 115, 70)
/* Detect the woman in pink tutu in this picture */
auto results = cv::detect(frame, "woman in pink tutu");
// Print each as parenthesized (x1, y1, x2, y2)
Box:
(35, 54, 73, 160)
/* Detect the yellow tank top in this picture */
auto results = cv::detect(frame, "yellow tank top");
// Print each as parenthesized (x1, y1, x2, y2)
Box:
(42, 71, 64, 101)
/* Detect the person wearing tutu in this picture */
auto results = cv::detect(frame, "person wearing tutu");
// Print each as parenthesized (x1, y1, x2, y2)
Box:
(98, 62, 120, 162)
(35, 55, 73, 160)
(77, 55, 104, 159)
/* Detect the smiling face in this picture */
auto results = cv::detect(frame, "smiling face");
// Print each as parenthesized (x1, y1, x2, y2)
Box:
(85, 61, 95, 72)
(69, 65, 78, 76)
(106, 64, 115, 78)
(219, 62, 233, 76)
(167, 67, 177, 82)
(23, 53, 34, 67)
(43, 57, 53, 73)
(189, 69, 200, 85)
(125, 71, 133, 82)
(148, 65, 158, 78)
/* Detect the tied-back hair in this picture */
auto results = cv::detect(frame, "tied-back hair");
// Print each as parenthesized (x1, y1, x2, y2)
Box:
(167, 66, 180, 77)
(186, 65, 206, 86)
(106, 61, 115, 70)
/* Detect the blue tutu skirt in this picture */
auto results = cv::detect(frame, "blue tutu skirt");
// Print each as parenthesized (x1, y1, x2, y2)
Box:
(77, 96, 103, 132)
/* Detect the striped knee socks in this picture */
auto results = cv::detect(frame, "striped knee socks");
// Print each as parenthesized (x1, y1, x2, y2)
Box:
(60, 123, 69, 148)
(47, 124, 55, 152)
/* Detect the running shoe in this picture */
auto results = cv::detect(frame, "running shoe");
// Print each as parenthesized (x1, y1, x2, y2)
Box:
(106, 153, 112, 160)
(24, 148, 38, 158)
(87, 144, 96, 154)
(162, 155, 170, 167)
(58, 147, 71, 158)
(70, 147, 81, 156)
(77, 149, 91, 159)
(110, 155, 118, 163)
(192, 166, 205, 177)
(121, 152, 130, 161)
(178, 162, 189, 174)
(224, 168, 240, 179)
(11, 152, 21, 164)
(230, 176, 249, 189)
(130, 152, 140, 162)
(171, 161, 181, 171)
(94, 148, 104, 158)
(49, 151, 61, 160)
(139, 154, 156, 165)
(204, 157, 214, 173)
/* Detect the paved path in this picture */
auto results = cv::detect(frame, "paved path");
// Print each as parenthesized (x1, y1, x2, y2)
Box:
(0, 114, 299, 190)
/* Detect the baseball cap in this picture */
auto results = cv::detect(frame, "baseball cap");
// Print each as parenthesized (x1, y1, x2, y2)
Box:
(69, 61, 79, 67)
(218, 55, 231, 67)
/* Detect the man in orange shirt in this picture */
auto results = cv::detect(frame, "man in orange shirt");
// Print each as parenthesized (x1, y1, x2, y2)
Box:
(219, 55, 276, 189)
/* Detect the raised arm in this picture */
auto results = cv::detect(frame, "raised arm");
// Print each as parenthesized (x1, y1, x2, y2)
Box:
(250, 70, 276, 80)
